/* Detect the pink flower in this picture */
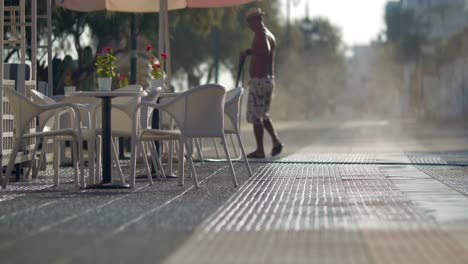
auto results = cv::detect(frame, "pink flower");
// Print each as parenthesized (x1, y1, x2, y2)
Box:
(95, 47, 117, 78)
(147, 44, 164, 79)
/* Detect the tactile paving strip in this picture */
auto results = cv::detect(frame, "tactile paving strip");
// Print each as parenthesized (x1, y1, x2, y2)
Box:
(280, 152, 377, 164)
(406, 152, 468, 195)
(165, 161, 468, 264)
(406, 151, 468, 166)
(410, 165, 468, 195)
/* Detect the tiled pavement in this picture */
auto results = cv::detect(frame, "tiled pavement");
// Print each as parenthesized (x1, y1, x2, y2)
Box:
(165, 155, 468, 263)
(0, 119, 467, 263)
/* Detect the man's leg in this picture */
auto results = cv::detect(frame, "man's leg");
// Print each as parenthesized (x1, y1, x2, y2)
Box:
(263, 118, 283, 156)
(253, 120, 265, 154)
(263, 118, 281, 146)
(247, 120, 266, 158)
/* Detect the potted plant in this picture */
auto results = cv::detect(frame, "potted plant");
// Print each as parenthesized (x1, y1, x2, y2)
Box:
(146, 45, 167, 90)
(95, 47, 117, 91)
(118, 74, 129, 88)
(63, 70, 76, 94)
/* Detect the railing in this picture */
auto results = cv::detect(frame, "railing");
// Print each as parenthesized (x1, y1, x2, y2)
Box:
(2, 80, 39, 169)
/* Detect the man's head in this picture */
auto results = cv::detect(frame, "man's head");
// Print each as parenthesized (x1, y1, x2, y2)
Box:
(246, 7, 265, 31)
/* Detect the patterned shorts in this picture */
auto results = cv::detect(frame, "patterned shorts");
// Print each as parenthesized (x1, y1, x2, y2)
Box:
(246, 78, 275, 123)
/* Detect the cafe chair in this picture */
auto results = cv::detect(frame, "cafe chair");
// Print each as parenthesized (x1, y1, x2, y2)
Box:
(29, 90, 99, 187)
(223, 87, 252, 177)
(54, 95, 101, 184)
(195, 87, 252, 177)
(97, 86, 163, 185)
(2, 87, 85, 189)
(131, 84, 238, 189)
(93, 85, 146, 183)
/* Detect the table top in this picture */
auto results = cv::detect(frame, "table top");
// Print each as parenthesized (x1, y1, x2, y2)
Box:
(66, 91, 145, 98)
(160, 92, 182, 98)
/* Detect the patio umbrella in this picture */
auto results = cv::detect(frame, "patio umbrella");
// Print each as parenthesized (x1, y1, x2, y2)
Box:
(56, 0, 258, 89)
(56, 0, 257, 12)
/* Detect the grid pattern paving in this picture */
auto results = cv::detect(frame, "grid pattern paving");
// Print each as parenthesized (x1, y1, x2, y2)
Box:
(165, 158, 468, 264)
(1, 120, 467, 263)
(406, 151, 468, 166)
(0, 161, 255, 264)
(410, 165, 468, 195)
(280, 152, 377, 164)
(406, 151, 468, 195)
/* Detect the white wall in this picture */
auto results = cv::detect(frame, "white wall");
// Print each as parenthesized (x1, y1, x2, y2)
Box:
(421, 58, 468, 118)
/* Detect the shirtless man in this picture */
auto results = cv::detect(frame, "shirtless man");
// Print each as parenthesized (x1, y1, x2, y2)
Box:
(241, 7, 283, 159)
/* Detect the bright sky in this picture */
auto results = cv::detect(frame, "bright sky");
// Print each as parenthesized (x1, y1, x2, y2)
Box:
(282, 0, 388, 46)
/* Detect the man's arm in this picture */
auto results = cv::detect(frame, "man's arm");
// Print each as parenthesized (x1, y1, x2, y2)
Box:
(241, 47, 269, 57)
(268, 34, 276, 77)
(240, 48, 252, 58)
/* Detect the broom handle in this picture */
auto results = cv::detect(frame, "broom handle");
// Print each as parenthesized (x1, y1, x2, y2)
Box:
(235, 56, 246, 88)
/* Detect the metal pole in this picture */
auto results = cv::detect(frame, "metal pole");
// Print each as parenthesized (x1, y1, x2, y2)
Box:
(0, 0, 4, 185)
(286, 0, 290, 36)
(122, 14, 138, 159)
(130, 14, 137, 85)
(101, 97, 112, 183)
(31, 0, 37, 81)
(164, 0, 171, 91)
(158, 0, 165, 89)
(47, 0, 53, 95)
(20, 0, 26, 64)
(213, 27, 220, 83)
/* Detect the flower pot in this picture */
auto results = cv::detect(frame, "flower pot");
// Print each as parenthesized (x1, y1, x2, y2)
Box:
(98, 77, 112, 91)
(64, 86, 76, 95)
(150, 79, 164, 90)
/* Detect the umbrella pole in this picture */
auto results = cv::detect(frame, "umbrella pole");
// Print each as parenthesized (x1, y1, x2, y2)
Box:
(158, 0, 165, 91)
(165, 3, 171, 92)
(130, 14, 137, 85)
(152, 0, 168, 167)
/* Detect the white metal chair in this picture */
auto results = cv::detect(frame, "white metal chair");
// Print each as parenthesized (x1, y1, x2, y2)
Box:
(57, 87, 144, 185)
(55, 95, 101, 184)
(95, 85, 145, 183)
(29, 90, 99, 186)
(131, 84, 238, 189)
(2, 87, 85, 189)
(157, 93, 186, 175)
(138, 87, 168, 180)
(195, 87, 252, 177)
(111, 85, 144, 157)
(223, 87, 252, 177)
(94, 86, 163, 185)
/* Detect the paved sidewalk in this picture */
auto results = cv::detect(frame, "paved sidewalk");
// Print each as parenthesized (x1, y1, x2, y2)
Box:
(0, 119, 467, 263)
(166, 153, 468, 263)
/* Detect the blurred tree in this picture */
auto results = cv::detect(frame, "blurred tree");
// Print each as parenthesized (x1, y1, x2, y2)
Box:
(385, 5, 425, 62)
(305, 17, 342, 55)
(385, 3, 427, 116)
(4, 0, 285, 93)
(169, 9, 216, 88)
(169, 1, 282, 89)
(273, 17, 345, 119)
(219, 2, 283, 85)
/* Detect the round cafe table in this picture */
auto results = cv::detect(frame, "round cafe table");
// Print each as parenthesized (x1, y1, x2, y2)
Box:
(66, 91, 145, 189)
